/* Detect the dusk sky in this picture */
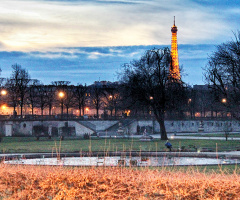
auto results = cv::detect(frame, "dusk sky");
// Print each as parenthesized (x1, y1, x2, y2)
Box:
(0, 0, 239, 85)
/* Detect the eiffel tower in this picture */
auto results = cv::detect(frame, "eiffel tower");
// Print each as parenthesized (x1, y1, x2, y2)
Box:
(170, 16, 181, 80)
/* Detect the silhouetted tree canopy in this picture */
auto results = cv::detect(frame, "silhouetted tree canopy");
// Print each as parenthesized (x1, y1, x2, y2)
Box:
(121, 48, 186, 140)
(205, 31, 240, 119)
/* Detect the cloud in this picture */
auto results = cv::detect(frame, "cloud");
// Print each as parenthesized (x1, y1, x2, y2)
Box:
(0, 0, 239, 51)
(41, 0, 141, 5)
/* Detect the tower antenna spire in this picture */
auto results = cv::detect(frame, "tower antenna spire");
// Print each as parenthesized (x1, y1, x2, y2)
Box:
(174, 16, 175, 26)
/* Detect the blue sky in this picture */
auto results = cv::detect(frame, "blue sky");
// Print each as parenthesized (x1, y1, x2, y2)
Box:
(0, 0, 239, 85)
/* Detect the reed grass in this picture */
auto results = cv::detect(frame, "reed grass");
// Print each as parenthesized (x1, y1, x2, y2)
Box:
(0, 164, 240, 199)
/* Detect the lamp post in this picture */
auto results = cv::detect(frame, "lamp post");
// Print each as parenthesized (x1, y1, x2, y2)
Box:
(188, 98, 192, 119)
(59, 92, 64, 119)
(221, 98, 227, 118)
(0, 90, 7, 116)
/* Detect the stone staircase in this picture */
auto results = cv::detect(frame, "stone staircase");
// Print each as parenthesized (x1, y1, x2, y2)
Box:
(106, 119, 136, 133)
(77, 121, 96, 132)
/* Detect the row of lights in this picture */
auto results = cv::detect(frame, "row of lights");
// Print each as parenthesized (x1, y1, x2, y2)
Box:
(188, 98, 227, 104)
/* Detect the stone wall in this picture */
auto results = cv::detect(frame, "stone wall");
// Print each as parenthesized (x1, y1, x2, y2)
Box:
(132, 120, 240, 134)
(1, 119, 240, 136)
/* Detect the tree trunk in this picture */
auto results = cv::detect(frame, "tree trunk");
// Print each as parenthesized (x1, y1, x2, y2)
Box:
(82, 106, 85, 115)
(96, 107, 99, 118)
(13, 105, 16, 118)
(78, 105, 82, 116)
(66, 107, 69, 120)
(49, 106, 52, 116)
(159, 116, 168, 140)
(20, 104, 23, 118)
(154, 109, 168, 140)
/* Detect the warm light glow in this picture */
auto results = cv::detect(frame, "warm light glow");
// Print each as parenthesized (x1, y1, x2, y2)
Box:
(85, 107, 89, 112)
(1, 90, 7, 95)
(109, 95, 113, 99)
(59, 92, 64, 98)
(125, 110, 131, 116)
(149, 96, 153, 100)
(222, 98, 227, 103)
(195, 112, 201, 117)
(1, 105, 6, 110)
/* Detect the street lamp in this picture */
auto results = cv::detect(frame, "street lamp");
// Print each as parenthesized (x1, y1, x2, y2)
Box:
(59, 92, 65, 118)
(221, 98, 227, 118)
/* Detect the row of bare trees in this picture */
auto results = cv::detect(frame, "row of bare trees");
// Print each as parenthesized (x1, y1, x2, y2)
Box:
(0, 64, 124, 119)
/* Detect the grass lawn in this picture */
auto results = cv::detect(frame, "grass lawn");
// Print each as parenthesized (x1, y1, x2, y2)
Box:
(0, 136, 240, 153)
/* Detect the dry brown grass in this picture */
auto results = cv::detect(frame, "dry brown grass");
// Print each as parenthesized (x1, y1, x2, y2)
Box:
(0, 164, 240, 199)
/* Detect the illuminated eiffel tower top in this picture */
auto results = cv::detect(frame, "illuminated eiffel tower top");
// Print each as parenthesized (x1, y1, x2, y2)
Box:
(170, 16, 181, 80)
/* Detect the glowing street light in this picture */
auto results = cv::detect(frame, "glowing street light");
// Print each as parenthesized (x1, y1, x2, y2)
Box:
(222, 98, 227, 103)
(1, 90, 7, 96)
(1, 105, 6, 110)
(59, 92, 64, 98)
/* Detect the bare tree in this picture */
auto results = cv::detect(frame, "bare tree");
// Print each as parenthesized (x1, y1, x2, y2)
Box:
(5, 64, 31, 117)
(90, 84, 103, 119)
(45, 85, 57, 116)
(28, 80, 41, 116)
(36, 84, 48, 117)
(64, 85, 75, 119)
(102, 84, 121, 118)
(121, 48, 186, 140)
(204, 31, 240, 119)
(74, 84, 87, 116)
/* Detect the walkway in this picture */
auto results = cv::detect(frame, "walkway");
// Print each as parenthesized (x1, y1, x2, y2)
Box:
(130, 134, 240, 141)
(169, 135, 240, 141)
